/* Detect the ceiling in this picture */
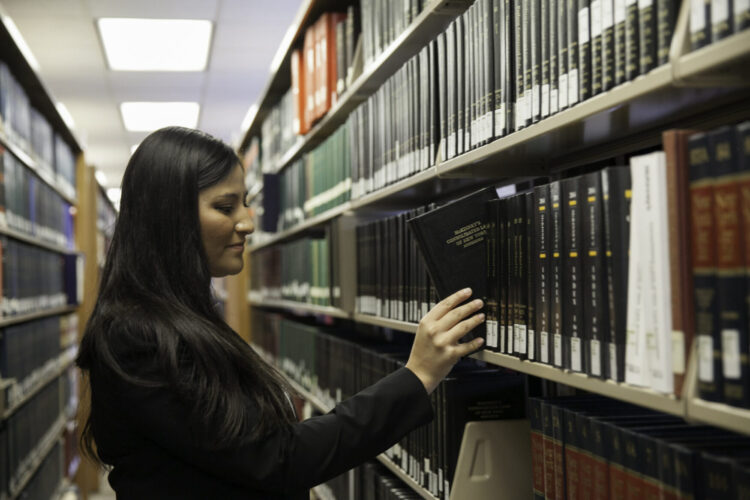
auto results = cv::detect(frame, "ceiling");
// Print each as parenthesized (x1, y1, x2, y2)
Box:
(0, 0, 302, 191)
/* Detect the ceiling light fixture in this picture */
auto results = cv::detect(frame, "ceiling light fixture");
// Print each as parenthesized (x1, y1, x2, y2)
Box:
(3, 15, 40, 71)
(120, 102, 200, 132)
(98, 18, 212, 71)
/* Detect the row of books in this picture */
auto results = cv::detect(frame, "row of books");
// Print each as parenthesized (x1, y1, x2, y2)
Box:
(528, 395, 750, 499)
(251, 311, 526, 500)
(249, 232, 340, 307)
(0, 316, 61, 384)
(4, 376, 61, 496)
(1, 149, 75, 249)
(319, 460, 425, 500)
(0, 62, 77, 196)
(356, 207, 439, 323)
(690, 0, 750, 49)
(0, 237, 74, 317)
(16, 441, 63, 500)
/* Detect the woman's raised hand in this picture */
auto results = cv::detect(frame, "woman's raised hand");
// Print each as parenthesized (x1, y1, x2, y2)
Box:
(405, 288, 485, 394)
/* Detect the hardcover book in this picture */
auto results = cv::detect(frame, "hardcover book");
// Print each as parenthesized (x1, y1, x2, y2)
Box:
(408, 186, 500, 344)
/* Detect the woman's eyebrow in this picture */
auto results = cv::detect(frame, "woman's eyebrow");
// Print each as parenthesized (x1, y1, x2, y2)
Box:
(214, 193, 241, 201)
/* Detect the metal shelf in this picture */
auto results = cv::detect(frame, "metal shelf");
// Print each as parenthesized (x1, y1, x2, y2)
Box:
(9, 415, 65, 499)
(353, 313, 419, 333)
(248, 202, 350, 252)
(249, 296, 350, 319)
(3, 349, 77, 419)
(0, 305, 77, 328)
(0, 225, 73, 254)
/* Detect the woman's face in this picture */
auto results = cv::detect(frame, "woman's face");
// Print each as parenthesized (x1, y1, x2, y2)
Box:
(198, 164, 254, 277)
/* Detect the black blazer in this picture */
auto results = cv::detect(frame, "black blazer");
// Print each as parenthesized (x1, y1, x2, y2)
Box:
(90, 365, 433, 499)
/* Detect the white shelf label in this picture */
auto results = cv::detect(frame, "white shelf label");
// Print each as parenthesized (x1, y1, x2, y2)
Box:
(698, 335, 714, 383)
(722, 329, 741, 379)
(571, 337, 582, 372)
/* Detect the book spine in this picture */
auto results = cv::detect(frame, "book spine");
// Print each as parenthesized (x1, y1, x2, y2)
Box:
(602, 0, 616, 90)
(550, 181, 565, 367)
(639, 0, 657, 74)
(614, 0, 627, 84)
(516, 0, 528, 130)
(487, 200, 500, 350)
(563, 177, 585, 372)
(505, 0, 516, 130)
(738, 121, 750, 409)
(542, 0, 551, 118)
(499, 197, 509, 353)
(457, 17, 465, 156)
(484, 0, 496, 142)
(550, 0, 560, 115)
(711, 0, 734, 42)
(689, 132, 721, 402)
(736, 0, 750, 31)
(535, 185, 552, 364)
(530, 398, 547, 500)
(437, 34, 447, 163)
(559, 0, 570, 110)
(625, 0, 640, 81)
(532, 0, 543, 123)
(592, 0, 604, 96)
(527, 192, 537, 360)
(568, 0, 581, 106)
(579, 0, 592, 102)
(564, 408, 582, 499)
(656, 0, 676, 66)
(542, 403, 558, 499)
(583, 171, 607, 378)
(551, 405, 567, 500)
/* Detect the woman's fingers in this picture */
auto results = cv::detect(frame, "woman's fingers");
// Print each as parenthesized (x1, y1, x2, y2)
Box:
(433, 298, 484, 333)
(421, 287, 472, 324)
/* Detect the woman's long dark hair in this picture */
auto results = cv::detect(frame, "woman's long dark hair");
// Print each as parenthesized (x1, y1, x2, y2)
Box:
(76, 126, 296, 464)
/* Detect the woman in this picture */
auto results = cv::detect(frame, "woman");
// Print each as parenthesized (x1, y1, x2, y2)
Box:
(76, 126, 485, 499)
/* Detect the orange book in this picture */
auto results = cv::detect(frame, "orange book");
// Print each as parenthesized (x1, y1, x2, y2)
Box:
(313, 16, 326, 121)
(290, 49, 308, 135)
(303, 27, 316, 131)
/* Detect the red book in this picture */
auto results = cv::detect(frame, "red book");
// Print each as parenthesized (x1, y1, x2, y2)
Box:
(529, 398, 546, 499)
(290, 49, 308, 135)
(542, 403, 558, 499)
(303, 27, 316, 131)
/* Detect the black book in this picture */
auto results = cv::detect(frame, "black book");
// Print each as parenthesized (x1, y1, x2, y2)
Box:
(614, 0, 627, 85)
(567, 0, 580, 106)
(689, 132, 721, 402)
(541, 0, 551, 118)
(531, 0, 543, 122)
(436, 34, 447, 162)
(712, 0, 734, 42)
(591, 0, 603, 96)
(514, 194, 529, 359)
(515, 0, 527, 130)
(505, 196, 516, 353)
(656, 0, 677, 66)
(581, 171, 607, 378)
(408, 187, 499, 344)
(737, 0, 750, 32)
(561, 176, 584, 373)
(487, 199, 501, 351)
(550, 0, 560, 114)
(624, 0, 639, 81)
(602, 0, 615, 91)
(690, 0, 711, 50)
(526, 192, 538, 361)
(504, 0, 516, 130)
(549, 181, 565, 367)
(578, 0, 592, 103)
(484, 0, 496, 143)
(638, 0, 657, 74)
(534, 185, 552, 365)
(499, 196, 511, 353)
(494, 0, 506, 135)
(558, 0, 570, 110)
(601, 166, 631, 382)
(457, 16, 466, 156)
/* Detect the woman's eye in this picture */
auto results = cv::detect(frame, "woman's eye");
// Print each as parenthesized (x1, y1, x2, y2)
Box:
(216, 205, 233, 215)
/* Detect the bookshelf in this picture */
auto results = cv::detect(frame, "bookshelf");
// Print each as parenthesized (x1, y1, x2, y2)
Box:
(8, 415, 65, 500)
(243, 0, 750, 497)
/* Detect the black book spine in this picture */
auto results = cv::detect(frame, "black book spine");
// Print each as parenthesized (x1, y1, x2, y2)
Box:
(582, 171, 607, 378)
(457, 17, 465, 156)
(505, 0, 516, 131)
(485, 0, 496, 142)
(507, 196, 517, 354)
(614, 0, 627, 85)
(592, 0, 603, 96)
(625, 0, 640, 81)
(550, 0, 560, 114)
(601, 166, 631, 382)
(487, 199, 500, 351)
(567, 0, 580, 106)
(579, 0, 592, 102)
(638, 0, 657, 74)
(689, 132, 721, 402)
(494, 0, 506, 135)
(541, 0, 551, 118)
(499, 197, 509, 353)
(468, 5, 476, 148)
(656, 0, 676, 66)
(550, 181, 565, 367)
(531, 0, 542, 122)
(562, 177, 584, 372)
(737, 0, 750, 31)
(515, 0, 528, 130)
(436, 34, 447, 162)
(712, 0, 734, 42)
(690, 0, 711, 49)
(526, 192, 537, 361)
(534, 185, 552, 364)
(558, 0, 570, 110)
(602, 0, 615, 91)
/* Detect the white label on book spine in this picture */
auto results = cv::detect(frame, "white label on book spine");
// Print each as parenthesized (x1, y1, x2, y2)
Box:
(672, 330, 685, 375)
(571, 337, 582, 372)
(516, 325, 528, 354)
(579, 8, 590, 44)
(569, 69, 579, 105)
(603, 0, 615, 28)
(528, 329, 536, 360)
(540, 331, 549, 363)
(542, 84, 550, 117)
(551, 88, 559, 114)
(500, 325, 506, 353)
(722, 329, 741, 378)
(487, 320, 499, 348)
(711, 0, 729, 22)
(554, 333, 563, 366)
(615, 0, 627, 23)
(609, 342, 618, 380)
(638, 0, 653, 8)
(591, 339, 601, 376)
(698, 335, 714, 382)
(690, 0, 706, 31)
(592, 1, 603, 36)
(533, 85, 541, 117)
(559, 74, 569, 108)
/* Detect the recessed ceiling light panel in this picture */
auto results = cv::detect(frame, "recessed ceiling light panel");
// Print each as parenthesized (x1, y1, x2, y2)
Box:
(98, 18, 212, 71)
(120, 102, 200, 132)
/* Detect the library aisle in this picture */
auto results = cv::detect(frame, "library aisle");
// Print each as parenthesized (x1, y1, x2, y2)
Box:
(2, 0, 750, 499)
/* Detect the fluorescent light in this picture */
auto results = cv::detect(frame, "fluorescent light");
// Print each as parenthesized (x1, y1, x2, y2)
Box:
(95, 170, 108, 186)
(240, 103, 258, 132)
(98, 18, 212, 71)
(56, 102, 75, 129)
(3, 15, 40, 71)
(120, 102, 199, 132)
